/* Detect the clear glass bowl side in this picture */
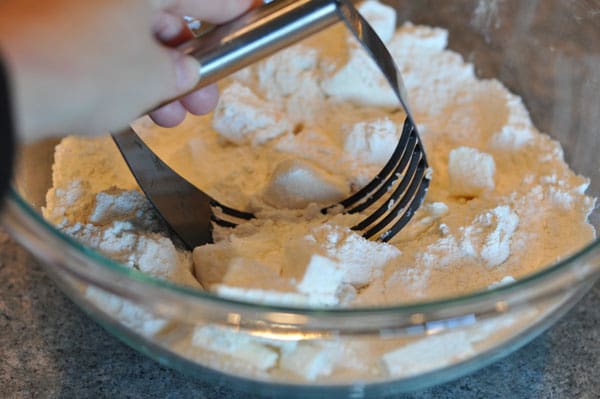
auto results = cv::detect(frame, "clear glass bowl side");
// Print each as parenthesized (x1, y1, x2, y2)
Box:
(12, 229, 596, 392)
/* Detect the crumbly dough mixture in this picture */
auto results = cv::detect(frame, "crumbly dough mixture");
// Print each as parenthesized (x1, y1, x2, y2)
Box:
(43, 1, 595, 382)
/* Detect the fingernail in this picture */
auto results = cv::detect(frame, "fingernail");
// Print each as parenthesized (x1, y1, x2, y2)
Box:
(176, 55, 201, 92)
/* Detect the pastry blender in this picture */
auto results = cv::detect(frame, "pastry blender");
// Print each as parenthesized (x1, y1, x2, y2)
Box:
(112, 0, 429, 249)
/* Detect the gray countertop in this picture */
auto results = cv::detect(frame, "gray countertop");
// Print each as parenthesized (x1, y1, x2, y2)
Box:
(1, 227, 598, 399)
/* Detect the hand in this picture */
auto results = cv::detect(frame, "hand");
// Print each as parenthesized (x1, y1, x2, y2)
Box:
(0, 0, 256, 141)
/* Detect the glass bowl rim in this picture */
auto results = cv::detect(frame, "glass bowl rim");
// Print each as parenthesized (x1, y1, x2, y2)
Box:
(6, 184, 600, 316)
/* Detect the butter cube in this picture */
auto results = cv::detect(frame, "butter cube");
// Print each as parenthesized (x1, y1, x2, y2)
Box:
(448, 147, 495, 197)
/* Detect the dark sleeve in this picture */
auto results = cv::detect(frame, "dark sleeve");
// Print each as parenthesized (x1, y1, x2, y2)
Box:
(0, 56, 15, 206)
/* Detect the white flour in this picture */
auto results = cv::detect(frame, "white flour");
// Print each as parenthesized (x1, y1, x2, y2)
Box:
(43, 1, 595, 383)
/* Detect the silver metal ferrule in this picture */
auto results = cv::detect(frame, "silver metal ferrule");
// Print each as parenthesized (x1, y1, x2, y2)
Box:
(177, 0, 340, 91)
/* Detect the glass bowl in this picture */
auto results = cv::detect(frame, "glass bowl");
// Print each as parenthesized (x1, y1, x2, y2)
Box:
(3, 1, 600, 397)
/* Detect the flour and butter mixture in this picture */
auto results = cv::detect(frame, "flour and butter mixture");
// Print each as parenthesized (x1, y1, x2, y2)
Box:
(43, 1, 595, 381)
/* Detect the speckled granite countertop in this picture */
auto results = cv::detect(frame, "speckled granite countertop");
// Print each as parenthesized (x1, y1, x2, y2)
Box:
(1, 227, 598, 399)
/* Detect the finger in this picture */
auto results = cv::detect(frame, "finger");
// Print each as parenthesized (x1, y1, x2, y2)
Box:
(152, 0, 256, 24)
(150, 46, 200, 101)
(180, 84, 219, 115)
(152, 10, 194, 45)
(137, 37, 199, 120)
(149, 101, 188, 127)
